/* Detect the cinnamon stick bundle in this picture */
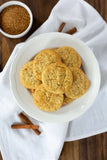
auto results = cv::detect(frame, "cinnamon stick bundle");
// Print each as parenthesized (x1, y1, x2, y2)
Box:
(18, 113, 41, 135)
(58, 22, 77, 35)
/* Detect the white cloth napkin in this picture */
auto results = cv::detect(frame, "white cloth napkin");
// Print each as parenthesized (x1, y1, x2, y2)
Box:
(0, 0, 107, 159)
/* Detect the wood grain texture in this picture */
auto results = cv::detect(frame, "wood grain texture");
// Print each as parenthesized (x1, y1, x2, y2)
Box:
(59, 133, 107, 160)
(0, 0, 107, 160)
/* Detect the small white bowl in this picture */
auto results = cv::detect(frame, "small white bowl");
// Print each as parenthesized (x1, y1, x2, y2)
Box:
(10, 32, 101, 122)
(0, 1, 33, 38)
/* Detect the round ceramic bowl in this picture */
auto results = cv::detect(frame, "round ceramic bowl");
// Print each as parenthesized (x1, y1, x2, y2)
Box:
(10, 32, 101, 122)
(0, 1, 33, 38)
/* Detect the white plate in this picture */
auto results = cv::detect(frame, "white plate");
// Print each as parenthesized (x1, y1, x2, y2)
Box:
(10, 32, 101, 122)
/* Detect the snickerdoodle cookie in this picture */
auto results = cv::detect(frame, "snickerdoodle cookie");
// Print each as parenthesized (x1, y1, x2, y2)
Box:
(65, 67, 89, 99)
(33, 84, 64, 111)
(20, 61, 41, 89)
(42, 62, 73, 94)
(56, 46, 81, 70)
(33, 49, 61, 80)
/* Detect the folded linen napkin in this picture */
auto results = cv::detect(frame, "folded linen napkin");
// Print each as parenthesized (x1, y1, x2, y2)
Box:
(0, 0, 107, 159)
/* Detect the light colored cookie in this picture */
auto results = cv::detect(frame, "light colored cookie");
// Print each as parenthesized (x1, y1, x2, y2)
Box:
(33, 84, 64, 112)
(56, 46, 81, 70)
(33, 49, 61, 80)
(20, 61, 41, 89)
(63, 95, 74, 104)
(42, 62, 73, 94)
(65, 67, 89, 99)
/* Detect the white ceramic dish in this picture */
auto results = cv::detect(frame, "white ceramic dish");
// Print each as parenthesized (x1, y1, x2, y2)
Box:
(0, 1, 33, 38)
(10, 32, 101, 122)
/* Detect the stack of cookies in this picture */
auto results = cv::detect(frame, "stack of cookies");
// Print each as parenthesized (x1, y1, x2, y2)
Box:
(20, 47, 89, 112)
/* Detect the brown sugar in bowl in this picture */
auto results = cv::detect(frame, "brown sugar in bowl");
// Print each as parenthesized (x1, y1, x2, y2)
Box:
(0, 5, 30, 35)
(0, 1, 33, 38)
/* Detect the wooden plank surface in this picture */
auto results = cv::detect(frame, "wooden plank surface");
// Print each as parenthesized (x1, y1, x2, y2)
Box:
(0, 0, 107, 160)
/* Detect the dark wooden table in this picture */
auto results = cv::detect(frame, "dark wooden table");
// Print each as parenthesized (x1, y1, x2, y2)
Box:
(0, 0, 107, 160)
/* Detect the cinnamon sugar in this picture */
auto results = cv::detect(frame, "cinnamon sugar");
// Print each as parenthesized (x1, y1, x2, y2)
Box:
(0, 5, 30, 35)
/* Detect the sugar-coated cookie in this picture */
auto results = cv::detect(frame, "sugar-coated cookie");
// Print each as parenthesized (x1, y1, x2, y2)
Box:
(33, 84, 64, 111)
(42, 62, 73, 94)
(56, 46, 81, 70)
(33, 49, 61, 80)
(65, 67, 89, 99)
(20, 61, 41, 89)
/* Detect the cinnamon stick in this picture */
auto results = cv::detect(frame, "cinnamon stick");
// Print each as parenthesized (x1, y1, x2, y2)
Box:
(11, 124, 39, 129)
(66, 27, 77, 35)
(18, 113, 41, 135)
(34, 129, 41, 135)
(58, 22, 66, 32)
(19, 113, 34, 125)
